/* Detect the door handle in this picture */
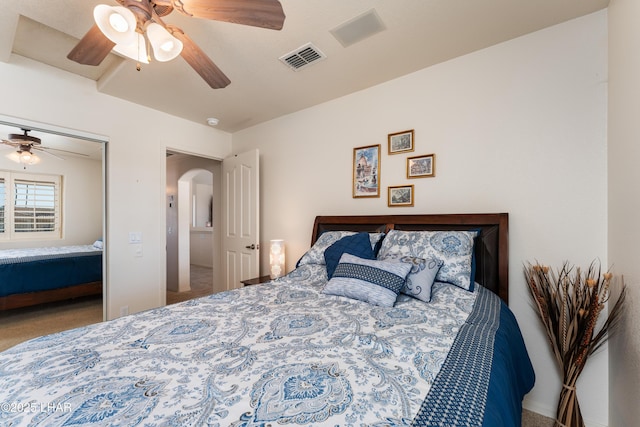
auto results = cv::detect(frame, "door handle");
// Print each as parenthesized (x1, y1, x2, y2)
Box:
(245, 244, 256, 250)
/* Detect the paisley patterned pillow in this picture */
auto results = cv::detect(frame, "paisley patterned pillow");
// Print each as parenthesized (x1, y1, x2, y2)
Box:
(297, 231, 385, 267)
(377, 229, 478, 291)
(381, 255, 443, 302)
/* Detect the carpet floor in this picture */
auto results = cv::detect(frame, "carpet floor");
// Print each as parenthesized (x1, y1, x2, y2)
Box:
(0, 294, 103, 352)
(522, 409, 555, 426)
(166, 264, 214, 305)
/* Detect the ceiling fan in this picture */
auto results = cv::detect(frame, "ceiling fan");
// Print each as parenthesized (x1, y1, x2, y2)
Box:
(67, 0, 286, 89)
(1, 129, 89, 167)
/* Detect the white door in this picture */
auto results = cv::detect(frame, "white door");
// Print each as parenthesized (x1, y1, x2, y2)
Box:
(222, 149, 260, 290)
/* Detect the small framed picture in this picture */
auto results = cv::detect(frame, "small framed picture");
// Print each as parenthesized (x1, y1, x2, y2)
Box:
(388, 130, 414, 154)
(353, 144, 381, 198)
(407, 154, 435, 178)
(388, 185, 414, 207)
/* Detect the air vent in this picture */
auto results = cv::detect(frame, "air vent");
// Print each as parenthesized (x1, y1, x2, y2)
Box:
(279, 43, 326, 71)
(330, 9, 386, 48)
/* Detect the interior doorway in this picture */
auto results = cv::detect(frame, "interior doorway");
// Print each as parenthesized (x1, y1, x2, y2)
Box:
(165, 151, 222, 304)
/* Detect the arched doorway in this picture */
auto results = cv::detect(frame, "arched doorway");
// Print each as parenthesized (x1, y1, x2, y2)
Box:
(165, 152, 221, 304)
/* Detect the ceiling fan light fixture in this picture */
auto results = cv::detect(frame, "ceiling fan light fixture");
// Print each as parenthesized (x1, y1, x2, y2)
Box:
(6, 150, 40, 166)
(113, 32, 150, 64)
(94, 4, 137, 46)
(146, 22, 183, 62)
(20, 150, 33, 163)
(109, 13, 128, 33)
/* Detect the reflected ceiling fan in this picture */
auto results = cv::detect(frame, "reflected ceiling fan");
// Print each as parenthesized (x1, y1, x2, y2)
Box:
(1, 129, 89, 167)
(67, 0, 286, 89)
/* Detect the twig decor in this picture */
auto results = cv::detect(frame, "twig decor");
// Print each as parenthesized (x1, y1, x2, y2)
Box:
(524, 260, 626, 427)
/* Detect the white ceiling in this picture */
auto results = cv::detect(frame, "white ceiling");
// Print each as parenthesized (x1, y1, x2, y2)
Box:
(0, 0, 609, 134)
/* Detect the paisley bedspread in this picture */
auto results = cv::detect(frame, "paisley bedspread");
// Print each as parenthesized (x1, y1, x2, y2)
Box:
(0, 264, 533, 426)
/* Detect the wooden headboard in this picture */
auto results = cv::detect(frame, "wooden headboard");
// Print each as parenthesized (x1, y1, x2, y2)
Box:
(311, 213, 509, 304)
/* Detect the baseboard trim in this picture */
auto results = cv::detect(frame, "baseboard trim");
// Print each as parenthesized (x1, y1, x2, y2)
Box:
(523, 398, 608, 427)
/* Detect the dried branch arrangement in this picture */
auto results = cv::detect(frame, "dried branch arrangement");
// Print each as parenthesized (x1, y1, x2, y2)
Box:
(524, 261, 626, 427)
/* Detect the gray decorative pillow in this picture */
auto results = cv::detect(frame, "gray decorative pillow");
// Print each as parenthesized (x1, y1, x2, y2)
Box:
(381, 255, 443, 302)
(322, 253, 412, 307)
(377, 229, 477, 291)
(297, 231, 385, 267)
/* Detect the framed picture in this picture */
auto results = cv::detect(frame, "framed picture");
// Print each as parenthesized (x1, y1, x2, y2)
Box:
(353, 144, 381, 198)
(407, 153, 435, 178)
(388, 185, 414, 207)
(388, 129, 414, 154)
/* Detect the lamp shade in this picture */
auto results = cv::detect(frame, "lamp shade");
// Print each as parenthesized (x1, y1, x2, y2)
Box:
(7, 150, 40, 166)
(113, 32, 149, 64)
(146, 22, 183, 62)
(269, 239, 285, 279)
(94, 5, 137, 45)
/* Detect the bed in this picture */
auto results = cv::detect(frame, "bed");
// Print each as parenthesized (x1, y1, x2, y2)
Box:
(0, 213, 534, 426)
(0, 244, 103, 311)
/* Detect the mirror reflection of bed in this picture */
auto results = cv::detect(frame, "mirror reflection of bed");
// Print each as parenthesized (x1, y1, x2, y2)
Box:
(0, 123, 105, 352)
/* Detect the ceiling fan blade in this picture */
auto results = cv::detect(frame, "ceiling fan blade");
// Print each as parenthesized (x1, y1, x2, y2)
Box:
(0, 141, 17, 151)
(68, 24, 116, 66)
(174, 0, 285, 30)
(171, 28, 231, 89)
(32, 148, 65, 161)
(39, 147, 90, 158)
(1, 139, 19, 148)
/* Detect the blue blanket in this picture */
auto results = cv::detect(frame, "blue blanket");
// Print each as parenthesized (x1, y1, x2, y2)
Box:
(0, 246, 102, 297)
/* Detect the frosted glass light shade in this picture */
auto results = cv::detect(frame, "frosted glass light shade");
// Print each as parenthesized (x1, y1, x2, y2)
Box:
(113, 32, 149, 64)
(269, 239, 285, 279)
(146, 23, 183, 62)
(94, 5, 137, 45)
(7, 151, 40, 166)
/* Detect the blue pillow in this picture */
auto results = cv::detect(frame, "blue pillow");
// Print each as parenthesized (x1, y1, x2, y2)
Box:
(322, 253, 412, 307)
(297, 231, 385, 267)
(324, 232, 375, 278)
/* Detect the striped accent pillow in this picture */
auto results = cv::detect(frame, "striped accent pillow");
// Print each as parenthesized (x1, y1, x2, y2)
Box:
(322, 253, 412, 307)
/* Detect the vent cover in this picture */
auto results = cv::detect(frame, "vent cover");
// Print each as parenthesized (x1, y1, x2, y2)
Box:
(279, 43, 326, 71)
(330, 9, 386, 47)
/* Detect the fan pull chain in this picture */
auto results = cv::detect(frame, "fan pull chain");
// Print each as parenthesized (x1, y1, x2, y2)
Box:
(135, 30, 145, 72)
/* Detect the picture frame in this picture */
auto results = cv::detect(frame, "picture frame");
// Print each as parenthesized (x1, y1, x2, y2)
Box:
(388, 129, 414, 154)
(388, 185, 414, 207)
(407, 153, 435, 178)
(353, 144, 381, 198)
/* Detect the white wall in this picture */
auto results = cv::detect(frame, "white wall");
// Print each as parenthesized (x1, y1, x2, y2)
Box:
(607, 0, 640, 426)
(0, 150, 102, 249)
(194, 182, 213, 228)
(233, 11, 609, 426)
(0, 54, 232, 319)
